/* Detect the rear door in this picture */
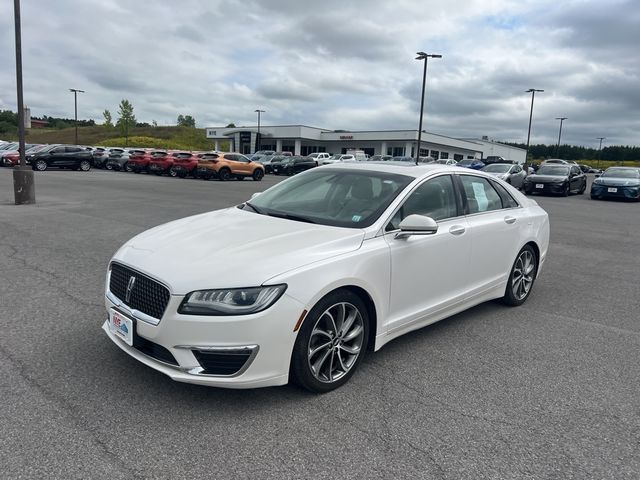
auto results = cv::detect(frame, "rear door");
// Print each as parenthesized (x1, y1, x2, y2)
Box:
(457, 173, 523, 292)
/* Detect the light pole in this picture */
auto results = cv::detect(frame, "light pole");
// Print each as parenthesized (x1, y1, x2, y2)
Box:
(415, 52, 442, 165)
(12, 0, 35, 204)
(69, 88, 84, 145)
(555, 117, 567, 157)
(525, 88, 544, 163)
(254, 109, 265, 154)
(596, 137, 606, 168)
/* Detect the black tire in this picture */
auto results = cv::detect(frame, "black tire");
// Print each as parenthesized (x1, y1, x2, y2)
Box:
(502, 245, 538, 307)
(562, 183, 570, 196)
(168, 167, 178, 177)
(590, 194, 599, 200)
(133, 168, 140, 174)
(124, 162, 132, 172)
(579, 181, 586, 194)
(235, 175, 245, 181)
(218, 168, 231, 181)
(35, 159, 48, 171)
(105, 163, 114, 171)
(177, 171, 187, 178)
(79, 160, 91, 171)
(290, 289, 369, 393)
(252, 169, 264, 181)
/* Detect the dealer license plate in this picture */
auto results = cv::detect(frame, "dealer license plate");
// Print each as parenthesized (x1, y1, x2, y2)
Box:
(608, 187, 617, 193)
(536, 184, 544, 189)
(109, 309, 134, 346)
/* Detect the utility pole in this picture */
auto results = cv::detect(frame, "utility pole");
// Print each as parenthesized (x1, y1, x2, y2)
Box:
(555, 117, 567, 157)
(69, 88, 84, 145)
(415, 52, 442, 164)
(596, 137, 606, 169)
(12, 0, 35, 205)
(254, 109, 265, 154)
(525, 89, 544, 162)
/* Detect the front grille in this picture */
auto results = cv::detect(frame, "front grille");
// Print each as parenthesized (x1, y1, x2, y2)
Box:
(109, 263, 170, 320)
(193, 349, 253, 376)
(134, 335, 178, 366)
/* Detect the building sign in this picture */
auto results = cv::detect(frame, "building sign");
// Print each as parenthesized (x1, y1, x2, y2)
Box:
(339, 135, 354, 140)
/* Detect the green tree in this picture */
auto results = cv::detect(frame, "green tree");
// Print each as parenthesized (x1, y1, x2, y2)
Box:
(177, 114, 196, 127)
(103, 109, 113, 128)
(152, 119, 158, 127)
(225, 123, 236, 128)
(116, 99, 136, 144)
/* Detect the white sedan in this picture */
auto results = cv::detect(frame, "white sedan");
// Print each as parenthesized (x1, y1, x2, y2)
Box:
(103, 164, 549, 392)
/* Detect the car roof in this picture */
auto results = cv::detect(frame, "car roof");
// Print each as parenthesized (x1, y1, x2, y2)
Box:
(321, 162, 467, 179)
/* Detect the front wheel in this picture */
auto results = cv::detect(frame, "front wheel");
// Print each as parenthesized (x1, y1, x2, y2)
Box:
(252, 169, 264, 181)
(168, 167, 178, 177)
(218, 168, 231, 181)
(124, 162, 132, 172)
(502, 245, 538, 306)
(35, 160, 48, 171)
(290, 290, 369, 393)
(579, 181, 586, 194)
(562, 183, 570, 196)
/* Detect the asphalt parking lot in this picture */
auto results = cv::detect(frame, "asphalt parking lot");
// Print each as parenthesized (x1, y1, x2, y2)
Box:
(1, 168, 639, 479)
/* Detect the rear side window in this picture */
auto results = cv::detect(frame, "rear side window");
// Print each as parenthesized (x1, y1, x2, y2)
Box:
(459, 175, 503, 214)
(202, 154, 218, 160)
(490, 180, 519, 208)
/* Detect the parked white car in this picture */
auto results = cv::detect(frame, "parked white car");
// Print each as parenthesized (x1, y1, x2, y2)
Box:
(481, 163, 528, 189)
(104, 164, 549, 392)
(322, 154, 355, 165)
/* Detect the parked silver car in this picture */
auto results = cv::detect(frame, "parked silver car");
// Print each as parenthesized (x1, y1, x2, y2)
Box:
(481, 163, 527, 189)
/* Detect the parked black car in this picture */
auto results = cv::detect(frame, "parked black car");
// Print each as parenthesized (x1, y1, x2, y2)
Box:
(271, 155, 316, 175)
(590, 167, 640, 201)
(30, 145, 93, 171)
(522, 164, 586, 196)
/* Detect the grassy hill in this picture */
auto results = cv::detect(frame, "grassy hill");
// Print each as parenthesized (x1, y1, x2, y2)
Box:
(11, 126, 227, 151)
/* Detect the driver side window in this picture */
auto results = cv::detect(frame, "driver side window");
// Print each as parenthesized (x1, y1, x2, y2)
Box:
(386, 175, 457, 231)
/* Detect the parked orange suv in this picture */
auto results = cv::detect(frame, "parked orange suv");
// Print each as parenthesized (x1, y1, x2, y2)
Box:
(195, 152, 265, 181)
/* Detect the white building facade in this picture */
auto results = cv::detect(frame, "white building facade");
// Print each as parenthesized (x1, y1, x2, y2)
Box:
(205, 125, 526, 163)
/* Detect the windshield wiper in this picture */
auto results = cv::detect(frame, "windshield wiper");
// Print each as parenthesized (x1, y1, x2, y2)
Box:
(267, 212, 316, 224)
(244, 201, 264, 215)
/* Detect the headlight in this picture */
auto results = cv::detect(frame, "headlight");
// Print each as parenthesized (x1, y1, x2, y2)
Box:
(178, 284, 287, 316)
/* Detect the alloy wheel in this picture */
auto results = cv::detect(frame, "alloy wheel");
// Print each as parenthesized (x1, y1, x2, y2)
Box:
(79, 160, 91, 171)
(36, 160, 47, 171)
(511, 250, 535, 301)
(307, 302, 365, 383)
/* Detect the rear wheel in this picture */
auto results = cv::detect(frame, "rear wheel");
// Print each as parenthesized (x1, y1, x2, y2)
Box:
(124, 162, 132, 172)
(502, 245, 538, 306)
(579, 181, 586, 194)
(218, 168, 231, 181)
(290, 290, 369, 393)
(35, 160, 48, 171)
(252, 169, 264, 181)
(105, 163, 114, 171)
(79, 160, 91, 171)
(169, 167, 178, 177)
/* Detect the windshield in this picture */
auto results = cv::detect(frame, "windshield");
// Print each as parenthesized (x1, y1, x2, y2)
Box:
(603, 168, 640, 179)
(537, 165, 569, 176)
(247, 169, 413, 228)
(482, 164, 511, 173)
(457, 160, 473, 166)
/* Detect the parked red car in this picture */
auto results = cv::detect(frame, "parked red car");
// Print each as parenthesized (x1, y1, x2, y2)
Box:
(172, 152, 200, 178)
(129, 150, 161, 173)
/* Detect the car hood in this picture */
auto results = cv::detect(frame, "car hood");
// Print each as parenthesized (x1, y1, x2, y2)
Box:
(527, 174, 568, 182)
(112, 207, 365, 294)
(593, 178, 640, 187)
(485, 171, 509, 177)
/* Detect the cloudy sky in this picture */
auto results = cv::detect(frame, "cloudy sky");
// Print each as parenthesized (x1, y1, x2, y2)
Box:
(0, 0, 638, 147)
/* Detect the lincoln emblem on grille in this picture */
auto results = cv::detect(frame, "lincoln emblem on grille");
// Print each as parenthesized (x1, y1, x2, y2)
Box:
(125, 276, 136, 303)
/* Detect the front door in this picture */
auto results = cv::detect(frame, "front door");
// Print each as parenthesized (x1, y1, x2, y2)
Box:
(383, 174, 471, 333)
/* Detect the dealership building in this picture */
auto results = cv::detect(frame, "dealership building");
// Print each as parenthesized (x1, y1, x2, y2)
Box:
(205, 125, 526, 163)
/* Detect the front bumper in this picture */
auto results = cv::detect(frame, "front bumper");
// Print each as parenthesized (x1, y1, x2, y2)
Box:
(524, 182, 566, 194)
(103, 290, 304, 388)
(590, 184, 640, 200)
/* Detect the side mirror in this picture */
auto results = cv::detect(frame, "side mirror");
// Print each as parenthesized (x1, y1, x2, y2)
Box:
(594, 174, 601, 178)
(395, 214, 438, 239)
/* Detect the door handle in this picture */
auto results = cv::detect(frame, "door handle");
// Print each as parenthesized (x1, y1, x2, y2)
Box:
(504, 216, 516, 224)
(449, 225, 466, 236)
